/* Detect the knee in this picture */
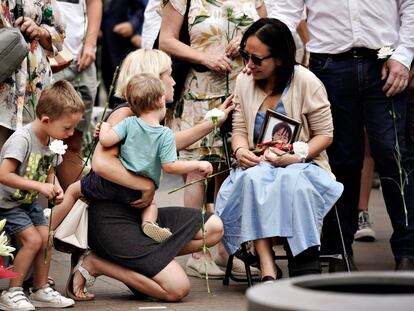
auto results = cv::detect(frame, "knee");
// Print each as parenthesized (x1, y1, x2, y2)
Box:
(205, 215, 224, 245)
(21, 233, 43, 252)
(164, 279, 190, 302)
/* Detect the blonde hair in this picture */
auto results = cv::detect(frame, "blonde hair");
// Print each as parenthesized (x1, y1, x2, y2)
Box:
(36, 80, 84, 120)
(126, 73, 165, 115)
(115, 49, 172, 98)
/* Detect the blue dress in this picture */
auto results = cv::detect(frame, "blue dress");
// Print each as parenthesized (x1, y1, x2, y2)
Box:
(215, 87, 344, 257)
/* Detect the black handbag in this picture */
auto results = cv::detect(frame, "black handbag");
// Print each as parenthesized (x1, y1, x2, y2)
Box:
(154, 0, 207, 105)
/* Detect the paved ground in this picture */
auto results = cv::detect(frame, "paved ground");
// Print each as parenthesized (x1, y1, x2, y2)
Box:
(1, 174, 396, 311)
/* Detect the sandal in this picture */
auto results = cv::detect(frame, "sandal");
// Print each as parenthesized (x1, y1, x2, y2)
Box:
(66, 250, 96, 301)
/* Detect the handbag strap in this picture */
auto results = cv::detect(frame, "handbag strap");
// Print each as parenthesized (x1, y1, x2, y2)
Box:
(14, 0, 24, 20)
(153, 0, 191, 48)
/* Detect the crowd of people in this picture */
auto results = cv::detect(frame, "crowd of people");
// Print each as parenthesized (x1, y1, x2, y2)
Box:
(0, 0, 413, 309)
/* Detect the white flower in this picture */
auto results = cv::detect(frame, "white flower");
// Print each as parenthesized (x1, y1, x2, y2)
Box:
(0, 231, 15, 258)
(204, 108, 225, 123)
(49, 140, 67, 155)
(293, 141, 309, 160)
(377, 46, 395, 59)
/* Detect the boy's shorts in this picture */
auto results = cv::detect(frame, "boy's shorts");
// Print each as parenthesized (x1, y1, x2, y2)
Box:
(81, 171, 142, 204)
(0, 202, 48, 235)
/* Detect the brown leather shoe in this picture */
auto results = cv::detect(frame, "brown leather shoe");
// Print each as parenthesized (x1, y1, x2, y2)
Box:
(396, 258, 414, 271)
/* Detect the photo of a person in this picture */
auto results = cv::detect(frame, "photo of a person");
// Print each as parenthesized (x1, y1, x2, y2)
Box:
(258, 109, 301, 144)
(272, 122, 293, 144)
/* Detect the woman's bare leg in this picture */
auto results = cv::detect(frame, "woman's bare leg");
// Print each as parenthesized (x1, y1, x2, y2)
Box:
(178, 214, 223, 255)
(254, 238, 276, 279)
(71, 215, 222, 300)
(73, 253, 189, 301)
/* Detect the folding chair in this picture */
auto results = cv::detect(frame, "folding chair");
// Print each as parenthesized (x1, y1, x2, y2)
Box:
(219, 125, 351, 287)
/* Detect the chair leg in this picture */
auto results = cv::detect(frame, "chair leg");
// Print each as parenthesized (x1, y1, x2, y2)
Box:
(223, 254, 234, 286)
(241, 243, 254, 287)
(334, 204, 351, 272)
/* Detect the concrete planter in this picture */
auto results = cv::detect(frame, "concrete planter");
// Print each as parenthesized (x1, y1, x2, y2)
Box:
(247, 272, 414, 311)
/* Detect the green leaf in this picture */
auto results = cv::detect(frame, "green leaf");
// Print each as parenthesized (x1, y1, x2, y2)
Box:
(191, 15, 210, 26)
(205, 0, 221, 6)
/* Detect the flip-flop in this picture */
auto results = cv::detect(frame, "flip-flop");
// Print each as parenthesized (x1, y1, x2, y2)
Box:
(66, 250, 96, 301)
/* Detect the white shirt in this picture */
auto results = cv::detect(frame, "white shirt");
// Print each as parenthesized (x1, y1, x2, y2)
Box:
(141, 0, 162, 48)
(57, 0, 87, 56)
(270, 0, 414, 69)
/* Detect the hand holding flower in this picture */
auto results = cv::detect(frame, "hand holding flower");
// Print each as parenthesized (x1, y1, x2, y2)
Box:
(263, 148, 300, 167)
(198, 161, 213, 176)
(236, 147, 261, 169)
(226, 35, 242, 58)
(216, 94, 236, 127)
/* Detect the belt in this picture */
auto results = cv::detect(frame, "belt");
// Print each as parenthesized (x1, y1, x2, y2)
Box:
(311, 48, 379, 59)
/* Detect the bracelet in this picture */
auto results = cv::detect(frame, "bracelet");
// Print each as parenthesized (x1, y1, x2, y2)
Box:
(233, 146, 246, 158)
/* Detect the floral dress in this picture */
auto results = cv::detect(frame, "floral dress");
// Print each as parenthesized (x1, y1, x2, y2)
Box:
(0, 0, 65, 130)
(162, 0, 263, 158)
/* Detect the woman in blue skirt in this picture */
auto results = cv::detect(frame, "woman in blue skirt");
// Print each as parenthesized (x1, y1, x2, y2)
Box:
(215, 18, 344, 282)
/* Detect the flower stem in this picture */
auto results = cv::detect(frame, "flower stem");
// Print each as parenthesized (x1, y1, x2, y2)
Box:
(44, 156, 58, 264)
(74, 66, 120, 181)
(201, 179, 210, 293)
(168, 169, 231, 194)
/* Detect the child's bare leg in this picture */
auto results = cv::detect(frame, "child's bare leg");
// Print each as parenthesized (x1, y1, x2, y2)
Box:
(141, 201, 158, 224)
(32, 226, 50, 289)
(51, 180, 82, 230)
(10, 227, 43, 288)
(141, 202, 172, 243)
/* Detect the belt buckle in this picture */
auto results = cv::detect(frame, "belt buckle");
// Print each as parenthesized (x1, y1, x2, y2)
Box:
(352, 49, 363, 58)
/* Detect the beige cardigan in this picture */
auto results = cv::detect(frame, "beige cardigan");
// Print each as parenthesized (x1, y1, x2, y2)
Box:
(232, 65, 333, 172)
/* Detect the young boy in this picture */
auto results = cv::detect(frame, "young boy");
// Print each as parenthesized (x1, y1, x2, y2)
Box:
(56, 73, 213, 243)
(0, 80, 84, 311)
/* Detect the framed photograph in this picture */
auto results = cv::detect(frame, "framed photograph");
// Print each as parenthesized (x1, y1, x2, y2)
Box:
(257, 109, 302, 145)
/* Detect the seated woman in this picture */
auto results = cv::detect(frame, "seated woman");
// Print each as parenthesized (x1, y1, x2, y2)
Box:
(215, 18, 344, 282)
(52, 49, 234, 301)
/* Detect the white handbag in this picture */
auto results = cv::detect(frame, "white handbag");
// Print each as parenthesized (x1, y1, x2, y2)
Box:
(54, 199, 88, 253)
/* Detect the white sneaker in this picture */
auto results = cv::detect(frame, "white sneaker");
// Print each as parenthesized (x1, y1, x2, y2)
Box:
(185, 255, 225, 279)
(29, 285, 74, 308)
(355, 211, 376, 242)
(0, 288, 35, 311)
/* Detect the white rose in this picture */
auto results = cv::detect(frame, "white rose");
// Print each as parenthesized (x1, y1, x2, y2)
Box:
(204, 108, 225, 123)
(377, 46, 395, 59)
(49, 140, 67, 155)
(293, 141, 309, 161)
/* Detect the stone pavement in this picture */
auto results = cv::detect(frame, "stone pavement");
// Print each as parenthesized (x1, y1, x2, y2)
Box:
(1, 174, 395, 311)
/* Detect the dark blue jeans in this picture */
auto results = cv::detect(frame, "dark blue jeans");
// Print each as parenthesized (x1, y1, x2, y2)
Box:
(310, 52, 414, 260)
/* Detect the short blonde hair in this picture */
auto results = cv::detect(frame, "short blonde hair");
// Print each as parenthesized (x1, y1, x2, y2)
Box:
(126, 73, 165, 116)
(115, 49, 172, 98)
(36, 80, 84, 120)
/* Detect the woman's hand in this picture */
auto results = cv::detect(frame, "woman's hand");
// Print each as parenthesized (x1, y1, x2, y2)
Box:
(263, 147, 300, 167)
(14, 16, 41, 40)
(226, 35, 242, 58)
(130, 187, 155, 209)
(236, 148, 261, 169)
(216, 94, 236, 127)
(202, 52, 233, 73)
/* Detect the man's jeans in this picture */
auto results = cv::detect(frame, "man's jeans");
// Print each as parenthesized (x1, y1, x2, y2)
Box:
(310, 52, 414, 260)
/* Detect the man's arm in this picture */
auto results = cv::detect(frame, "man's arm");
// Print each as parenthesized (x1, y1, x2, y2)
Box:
(78, 0, 102, 71)
(382, 0, 414, 97)
(268, 0, 305, 33)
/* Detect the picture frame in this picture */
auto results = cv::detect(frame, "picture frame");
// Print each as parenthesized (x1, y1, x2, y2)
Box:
(257, 109, 302, 145)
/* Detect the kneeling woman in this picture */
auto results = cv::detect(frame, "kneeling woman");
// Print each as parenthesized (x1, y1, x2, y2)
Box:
(216, 18, 344, 281)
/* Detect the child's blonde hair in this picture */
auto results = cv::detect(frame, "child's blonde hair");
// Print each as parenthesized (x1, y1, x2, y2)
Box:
(36, 80, 84, 120)
(115, 49, 172, 99)
(126, 73, 165, 116)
